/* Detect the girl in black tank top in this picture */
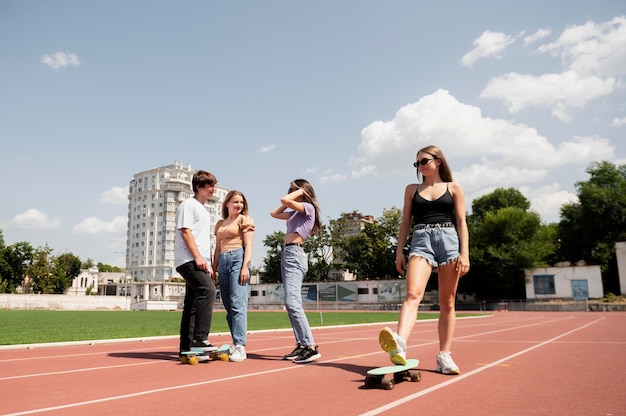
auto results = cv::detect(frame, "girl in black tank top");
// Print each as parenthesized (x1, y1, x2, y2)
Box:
(412, 184, 455, 225)
(378, 145, 470, 375)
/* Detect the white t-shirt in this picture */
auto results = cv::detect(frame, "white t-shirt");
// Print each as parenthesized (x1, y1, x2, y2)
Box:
(174, 197, 212, 268)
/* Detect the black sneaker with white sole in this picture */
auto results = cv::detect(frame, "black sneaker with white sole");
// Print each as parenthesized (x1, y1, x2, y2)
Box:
(293, 346, 321, 364)
(190, 340, 218, 352)
(283, 344, 306, 360)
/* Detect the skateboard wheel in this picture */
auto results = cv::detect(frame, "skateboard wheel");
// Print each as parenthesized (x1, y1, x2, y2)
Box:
(410, 370, 421, 382)
(180, 356, 189, 364)
(219, 353, 229, 361)
(189, 356, 199, 365)
(364, 376, 377, 389)
(381, 377, 394, 390)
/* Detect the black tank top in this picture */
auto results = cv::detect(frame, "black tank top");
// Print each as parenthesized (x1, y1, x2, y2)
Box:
(412, 184, 454, 225)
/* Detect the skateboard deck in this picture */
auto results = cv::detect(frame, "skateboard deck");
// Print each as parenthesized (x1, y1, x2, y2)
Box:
(180, 344, 230, 365)
(365, 359, 421, 390)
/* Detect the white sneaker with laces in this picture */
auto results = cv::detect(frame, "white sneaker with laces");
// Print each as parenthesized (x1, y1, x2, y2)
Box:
(379, 327, 407, 366)
(229, 345, 247, 362)
(436, 351, 460, 375)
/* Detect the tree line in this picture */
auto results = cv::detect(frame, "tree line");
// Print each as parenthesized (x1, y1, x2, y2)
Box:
(260, 161, 626, 300)
(0, 237, 123, 294)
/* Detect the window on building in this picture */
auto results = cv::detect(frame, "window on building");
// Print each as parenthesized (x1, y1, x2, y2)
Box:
(357, 288, 369, 295)
(533, 274, 556, 295)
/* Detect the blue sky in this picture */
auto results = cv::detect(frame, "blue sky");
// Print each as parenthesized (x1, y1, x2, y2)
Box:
(1, 1, 625, 270)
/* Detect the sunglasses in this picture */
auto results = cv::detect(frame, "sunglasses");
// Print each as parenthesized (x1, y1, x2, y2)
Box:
(413, 158, 436, 168)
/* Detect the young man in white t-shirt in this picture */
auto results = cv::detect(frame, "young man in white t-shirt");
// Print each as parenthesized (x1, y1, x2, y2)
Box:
(175, 170, 218, 356)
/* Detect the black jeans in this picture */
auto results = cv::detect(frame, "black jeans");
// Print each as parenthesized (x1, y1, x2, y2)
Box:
(176, 260, 216, 352)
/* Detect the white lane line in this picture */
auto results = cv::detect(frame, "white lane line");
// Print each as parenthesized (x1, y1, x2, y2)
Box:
(359, 317, 605, 416)
(2, 364, 304, 416)
(0, 361, 160, 381)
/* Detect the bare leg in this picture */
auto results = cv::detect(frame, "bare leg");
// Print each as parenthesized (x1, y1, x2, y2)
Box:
(397, 256, 432, 340)
(437, 263, 460, 352)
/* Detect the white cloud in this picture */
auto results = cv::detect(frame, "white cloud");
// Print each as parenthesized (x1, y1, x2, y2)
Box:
(73, 216, 127, 236)
(524, 28, 551, 46)
(41, 51, 80, 70)
(481, 17, 626, 121)
(536, 16, 626, 78)
(521, 183, 578, 223)
(610, 117, 626, 128)
(99, 187, 128, 205)
(4, 209, 63, 230)
(258, 145, 276, 153)
(480, 71, 615, 122)
(350, 89, 613, 192)
(320, 170, 348, 183)
(460, 30, 516, 68)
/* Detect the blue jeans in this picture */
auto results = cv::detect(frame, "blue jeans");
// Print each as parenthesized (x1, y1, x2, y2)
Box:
(176, 259, 216, 352)
(281, 244, 315, 346)
(218, 248, 249, 346)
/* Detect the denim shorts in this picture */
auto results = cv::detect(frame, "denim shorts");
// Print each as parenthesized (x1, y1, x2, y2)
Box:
(409, 224, 460, 268)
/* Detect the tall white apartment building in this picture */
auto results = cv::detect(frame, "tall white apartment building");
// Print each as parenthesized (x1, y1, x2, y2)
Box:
(125, 162, 228, 282)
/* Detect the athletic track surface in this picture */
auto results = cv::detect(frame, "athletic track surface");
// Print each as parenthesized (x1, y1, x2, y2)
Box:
(0, 311, 624, 416)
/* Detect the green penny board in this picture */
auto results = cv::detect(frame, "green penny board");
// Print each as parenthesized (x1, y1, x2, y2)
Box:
(365, 359, 421, 390)
(367, 358, 419, 376)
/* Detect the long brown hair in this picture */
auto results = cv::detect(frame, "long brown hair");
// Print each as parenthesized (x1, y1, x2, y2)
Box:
(290, 179, 321, 235)
(417, 145, 453, 182)
(221, 190, 249, 219)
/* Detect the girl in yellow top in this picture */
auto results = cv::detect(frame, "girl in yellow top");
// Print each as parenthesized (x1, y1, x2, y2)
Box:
(213, 190, 255, 362)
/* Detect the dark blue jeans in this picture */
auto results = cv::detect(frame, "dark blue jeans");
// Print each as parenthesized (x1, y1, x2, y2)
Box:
(176, 260, 217, 352)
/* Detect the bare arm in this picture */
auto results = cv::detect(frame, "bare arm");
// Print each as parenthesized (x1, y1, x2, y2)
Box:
(395, 184, 416, 275)
(450, 182, 470, 276)
(212, 224, 221, 274)
(240, 230, 254, 285)
(270, 188, 305, 219)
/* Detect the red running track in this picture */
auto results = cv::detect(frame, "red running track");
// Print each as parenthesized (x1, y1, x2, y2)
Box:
(0, 312, 624, 416)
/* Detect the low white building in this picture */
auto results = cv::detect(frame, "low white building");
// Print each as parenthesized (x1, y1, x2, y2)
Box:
(525, 265, 603, 300)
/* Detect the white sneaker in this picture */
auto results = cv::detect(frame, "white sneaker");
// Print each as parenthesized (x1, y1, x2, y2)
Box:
(436, 351, 460, 375)
(379, 327, 407, 366)
(229, 345, 246, 362)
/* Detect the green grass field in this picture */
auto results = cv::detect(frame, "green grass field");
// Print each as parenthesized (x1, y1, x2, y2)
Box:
(0, 309, 472, 346)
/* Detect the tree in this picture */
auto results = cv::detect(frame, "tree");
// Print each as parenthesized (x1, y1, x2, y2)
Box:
(336, 207, 403, 280)
(470, 188, 530, 223)
(2, 242, 35, 293)
(260, 231, 285, 283)
(52, 253, 82, 294)
(558, 161, 626, 293)
(98, 263, 124, 272)
(28, 246, 54, 294)
(461, 189, 558, 300)
(303, 224, 334, 281)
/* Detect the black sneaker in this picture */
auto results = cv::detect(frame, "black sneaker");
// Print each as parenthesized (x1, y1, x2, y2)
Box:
(293, 346, 321, 364)
(283, 344, 306, 360)
(190, 340, 218, 352)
